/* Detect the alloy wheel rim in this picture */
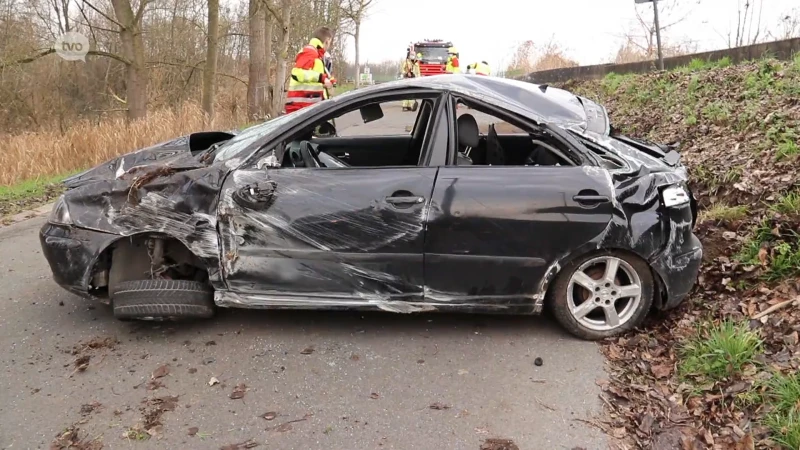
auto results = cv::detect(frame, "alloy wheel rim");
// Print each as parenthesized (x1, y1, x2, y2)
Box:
(566, 256, 643, 332)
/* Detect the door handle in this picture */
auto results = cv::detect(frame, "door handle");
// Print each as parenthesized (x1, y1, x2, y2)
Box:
(573, 189, 610, 207)
(573, 195, 609, 203)
(386, 196, 425, 205)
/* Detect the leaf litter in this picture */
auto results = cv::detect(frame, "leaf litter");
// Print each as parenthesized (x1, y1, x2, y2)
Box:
(563, 59, 800, 448)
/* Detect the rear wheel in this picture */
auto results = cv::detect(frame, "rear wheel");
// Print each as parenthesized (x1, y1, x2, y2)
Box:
(112, 279, 215, 321)
(549, 251, 653, 340)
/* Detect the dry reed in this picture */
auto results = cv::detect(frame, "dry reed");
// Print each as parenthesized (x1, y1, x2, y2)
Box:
(0, 103, 245, 186)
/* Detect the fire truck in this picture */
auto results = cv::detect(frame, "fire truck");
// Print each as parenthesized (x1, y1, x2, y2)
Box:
(411, 39, 453, 76)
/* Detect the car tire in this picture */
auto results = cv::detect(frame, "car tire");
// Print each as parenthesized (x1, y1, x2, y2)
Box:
(112, 279, 215, 321)
(548, 251, 654, 340)
(411, 102, 419, 112)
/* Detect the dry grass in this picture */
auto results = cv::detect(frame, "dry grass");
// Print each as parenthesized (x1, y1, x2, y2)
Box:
(0, 103, 245, 186)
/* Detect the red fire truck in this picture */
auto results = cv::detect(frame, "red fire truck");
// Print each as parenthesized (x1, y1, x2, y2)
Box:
(411, 39, 453, 76)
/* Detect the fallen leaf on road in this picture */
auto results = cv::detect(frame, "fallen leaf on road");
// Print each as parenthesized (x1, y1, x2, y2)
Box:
(369, 392, 380, 399)
(140, 395, 179, 435)
(151, 364, 169, 379)
(208, 377, 219, 386)
(74, 355, 90, 371)
(230, 383, 247, 399)
(272, 423, 292, 432)
(300, 347, 314, 355)
(188, 368, 197, 374)
(220, 439, 259, 449)
(187, 427, 198, 436)
(261, 412, 277, 421)
(147, 380, 164, 391)
(350, 353, 359, 361)
(51, 424, 103, 450)
(79, 402, 101, 416)
(429, 402, 451, 410)
(205, 340, 216, 346)
(480, 438, 519, 450)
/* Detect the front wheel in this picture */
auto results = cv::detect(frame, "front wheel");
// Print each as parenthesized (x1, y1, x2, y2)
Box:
(112, 279, 215, 321)
(548, 251, 654, 340)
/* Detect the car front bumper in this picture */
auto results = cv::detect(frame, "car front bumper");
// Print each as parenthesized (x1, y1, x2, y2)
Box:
(39, 223, 117, 299)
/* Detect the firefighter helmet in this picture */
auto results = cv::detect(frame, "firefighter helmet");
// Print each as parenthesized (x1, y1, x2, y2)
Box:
(448, 47, 458, 55)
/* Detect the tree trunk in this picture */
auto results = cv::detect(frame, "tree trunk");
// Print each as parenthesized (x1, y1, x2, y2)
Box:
(354, 22, 361, 88)
(111, 0, 147, 121)
(247, 0, 267, 120)
(264, 7, 275, 108)
(270, 0, 291, 117)
(202, 0, 219, 120)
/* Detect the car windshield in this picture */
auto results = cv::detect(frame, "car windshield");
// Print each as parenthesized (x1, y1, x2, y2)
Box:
(416, 46, 449, 63)
(213, 105, 320, 163)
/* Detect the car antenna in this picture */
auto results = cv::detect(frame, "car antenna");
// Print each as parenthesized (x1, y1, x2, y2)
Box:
(539, 84, 549, 93)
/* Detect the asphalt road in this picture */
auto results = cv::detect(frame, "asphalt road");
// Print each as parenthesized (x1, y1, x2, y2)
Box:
(0, 104, 609, 450)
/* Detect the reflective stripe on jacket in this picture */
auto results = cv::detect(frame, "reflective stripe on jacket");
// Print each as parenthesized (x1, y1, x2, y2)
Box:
(285, 38, 328, 113)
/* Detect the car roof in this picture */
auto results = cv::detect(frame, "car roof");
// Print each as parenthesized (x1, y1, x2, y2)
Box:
(339, 75, 591, 131)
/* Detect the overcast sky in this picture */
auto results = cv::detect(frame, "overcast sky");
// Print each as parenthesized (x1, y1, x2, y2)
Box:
(349, 0, 796, 69)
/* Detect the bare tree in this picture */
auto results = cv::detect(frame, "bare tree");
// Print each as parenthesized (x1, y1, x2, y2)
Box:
(247, 0, 267, 119)
(109, 0, 151, 120)
(628, 0, 696, 62)
(202, 0, 219, 119)
(342, 0, 374, 88)
(267, 0, 291, 117)
(729, 0, 765, 47)
(770, 7, 800, 40)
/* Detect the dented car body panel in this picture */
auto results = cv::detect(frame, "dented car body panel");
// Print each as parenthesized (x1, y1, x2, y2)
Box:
(40, 75, 702, 318)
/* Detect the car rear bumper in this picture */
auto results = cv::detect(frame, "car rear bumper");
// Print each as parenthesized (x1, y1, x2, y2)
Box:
(39, 223, 117, 299)
(651, 230, 703, 310)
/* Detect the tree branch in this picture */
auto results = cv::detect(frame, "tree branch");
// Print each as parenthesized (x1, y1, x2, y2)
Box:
(88, 50, 132, 65)
(135, 0, 153, 24)
(0, 49, 55, 69)
(147, 60, 248, 86)
(262, 0, 283, 26)
(83, 0, 124, 28)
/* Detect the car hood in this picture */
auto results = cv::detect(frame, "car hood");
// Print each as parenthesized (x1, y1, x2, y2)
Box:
(62, 132, 236, 189)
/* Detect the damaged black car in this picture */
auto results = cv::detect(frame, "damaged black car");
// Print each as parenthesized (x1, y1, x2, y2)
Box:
(39, 75, 702, 340)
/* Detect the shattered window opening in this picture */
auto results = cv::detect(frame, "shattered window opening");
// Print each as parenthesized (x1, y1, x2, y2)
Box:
(213, 106, 320, 163)
(451, 98, 577, 168)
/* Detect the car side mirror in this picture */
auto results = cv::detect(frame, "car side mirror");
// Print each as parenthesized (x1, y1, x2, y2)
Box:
(315, 121, 336, 137)
(360, 103, 383, 124)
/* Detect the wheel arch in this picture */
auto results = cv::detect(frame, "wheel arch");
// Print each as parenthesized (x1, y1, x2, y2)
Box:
(85, 232, 213, 299)
(536, 245, 667, 313)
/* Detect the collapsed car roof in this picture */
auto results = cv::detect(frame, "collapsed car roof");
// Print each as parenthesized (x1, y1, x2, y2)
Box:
(341, 75, 610, 135)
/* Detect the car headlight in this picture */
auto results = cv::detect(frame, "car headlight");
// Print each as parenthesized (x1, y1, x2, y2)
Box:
(49, 195, 73, 225)
(662, 184, 690, 208)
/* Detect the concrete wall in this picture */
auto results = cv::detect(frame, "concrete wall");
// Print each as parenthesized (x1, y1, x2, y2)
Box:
(517, 38, 800, 84)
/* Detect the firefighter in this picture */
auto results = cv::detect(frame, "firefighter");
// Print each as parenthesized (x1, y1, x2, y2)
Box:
(284, 26, 335, 114)
(445, 47, 460, 74)
(466, 61, 491, 76)
(401, 52, 421, 111)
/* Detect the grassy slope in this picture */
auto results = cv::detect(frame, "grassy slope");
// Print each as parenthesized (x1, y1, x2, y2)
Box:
(562, 56, 800, 448)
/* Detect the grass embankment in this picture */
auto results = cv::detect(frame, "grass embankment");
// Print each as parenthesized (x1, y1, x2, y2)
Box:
(563, 54, 800, 448)
(0, 103, 244, 219)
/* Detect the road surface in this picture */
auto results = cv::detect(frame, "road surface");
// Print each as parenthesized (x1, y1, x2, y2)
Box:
(0, 104, 608, 450)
